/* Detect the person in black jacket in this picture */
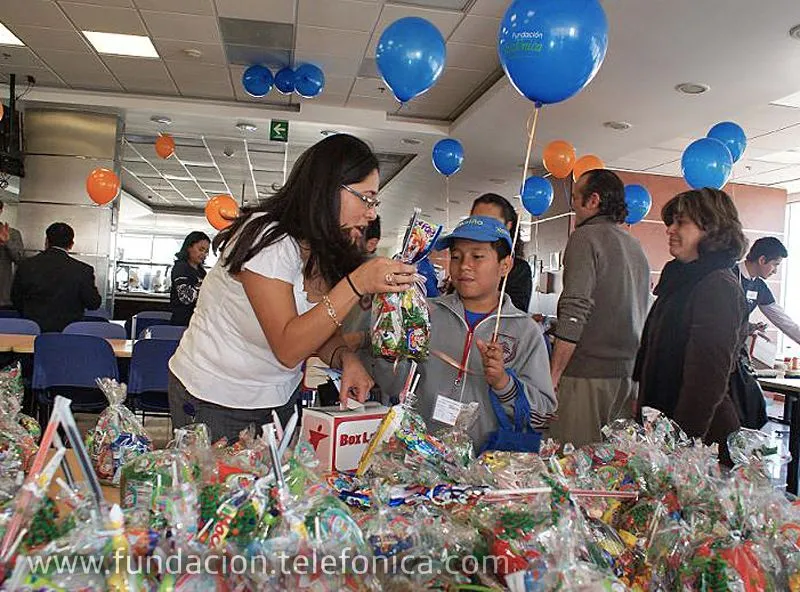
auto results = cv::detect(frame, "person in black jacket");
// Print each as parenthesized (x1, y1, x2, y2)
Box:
(170, 231, 210, 326)
(11, 222, 102, 332)
(470, 193, 533, 312)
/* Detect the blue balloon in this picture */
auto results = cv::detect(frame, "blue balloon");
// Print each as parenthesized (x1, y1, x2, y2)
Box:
(521, 176, 554, 216)
(432, 139, 464, 177)
(498, 0, 609, 105)
(624, 184, 652, 225)
(242, 65, 273, 97)
(274, 67, 295, 94)
(707, 121, 747, 163)
(682, 138, 733, 190)
(376, 17, 446, 103)
(294, 64, 325, 98)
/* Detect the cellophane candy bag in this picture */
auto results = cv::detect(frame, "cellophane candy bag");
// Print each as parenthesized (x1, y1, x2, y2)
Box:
(371, 209, 442, 362)
(86, 378, 153, 485)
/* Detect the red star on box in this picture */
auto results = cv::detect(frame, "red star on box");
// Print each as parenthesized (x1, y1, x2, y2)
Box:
(308, 424, 328, 451)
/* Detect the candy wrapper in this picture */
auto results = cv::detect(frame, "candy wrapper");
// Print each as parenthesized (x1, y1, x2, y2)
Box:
(0, 362, 39, 475)
(371, 210, 441, 362)
(86, 378, 152, 485)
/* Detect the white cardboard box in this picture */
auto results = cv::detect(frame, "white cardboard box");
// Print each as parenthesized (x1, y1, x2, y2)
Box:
(300, 403, 389, 472)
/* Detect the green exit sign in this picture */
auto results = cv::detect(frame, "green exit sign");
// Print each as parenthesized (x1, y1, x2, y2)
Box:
(270, 120, 289, 142)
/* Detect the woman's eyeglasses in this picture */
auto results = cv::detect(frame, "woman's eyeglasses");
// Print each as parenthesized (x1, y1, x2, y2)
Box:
(341, 184, 380, 208)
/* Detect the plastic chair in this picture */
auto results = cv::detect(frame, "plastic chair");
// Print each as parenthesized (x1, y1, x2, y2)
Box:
(84, 309, 111, 320)
(0, 318, 40, 335)
(143, 325, 186, 341)
(0, 310, 21, 319)
(126, 310, 172, 339)
(128, 339, 179, 423)
(64, 321, 127, 340)
(32, 334, 120, 425)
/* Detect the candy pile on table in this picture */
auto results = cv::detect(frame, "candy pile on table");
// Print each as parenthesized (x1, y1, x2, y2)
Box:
(1, 389, 799, 591)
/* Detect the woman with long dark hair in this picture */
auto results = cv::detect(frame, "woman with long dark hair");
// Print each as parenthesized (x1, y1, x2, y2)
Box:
(168, 134, 415, 441)
(470, 193, 533, 312)
(634, 188, 748, 465)
(170, 231, 211, 326)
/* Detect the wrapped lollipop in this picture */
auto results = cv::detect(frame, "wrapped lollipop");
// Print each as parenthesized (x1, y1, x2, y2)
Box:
(86, 378, 152, 485)
(371, 209, 441, 362)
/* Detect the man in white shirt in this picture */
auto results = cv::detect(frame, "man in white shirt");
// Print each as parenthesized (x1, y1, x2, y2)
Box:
(736, 237, 800, 345)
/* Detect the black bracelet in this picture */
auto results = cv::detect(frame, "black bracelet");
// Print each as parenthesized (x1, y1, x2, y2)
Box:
(345, 274, 363, 298)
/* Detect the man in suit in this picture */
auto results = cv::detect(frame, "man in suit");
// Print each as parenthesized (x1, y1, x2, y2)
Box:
(0, 200, 24, 308)
(12, 222, 102, 332)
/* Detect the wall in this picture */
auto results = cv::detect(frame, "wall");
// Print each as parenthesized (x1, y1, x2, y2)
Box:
(529, 171, 788, 335)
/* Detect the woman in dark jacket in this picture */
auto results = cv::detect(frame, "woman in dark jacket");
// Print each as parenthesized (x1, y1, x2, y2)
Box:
(634, 188, 747, 465)
(170, 231, 211, 326)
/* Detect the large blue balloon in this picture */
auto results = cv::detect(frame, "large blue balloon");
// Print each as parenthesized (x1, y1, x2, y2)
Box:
(432, 139, 464, 177)
(682, 138, 733, 190)
(274, 67, 295, 94)
(498, 0, 609, 105)
(521, 176, 553, 216)
(376, 17, 446, 103)
(624, 184, 652, 225)
(707, 121, 747, 163)
(294, 64, 325, 98)
(242, 65, 273, 97)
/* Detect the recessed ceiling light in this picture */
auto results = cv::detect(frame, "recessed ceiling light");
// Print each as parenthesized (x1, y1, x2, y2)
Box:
(0, 23, 24, 46)
(150, 115, 172, 126)
(82, 31, 159, 58)
(489, 178, 506, 185)
(320, 129, 340, 136)
(182, 48, 203, 59)
(675, 82, 710, 95)
(401, 138, 422, 145)
(604, 121, 632, 131)
(790, 24, 800, 40)
(236, 122, 258, 133)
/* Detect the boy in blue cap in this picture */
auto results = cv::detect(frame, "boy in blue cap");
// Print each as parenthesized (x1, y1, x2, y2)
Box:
(376, 215, 556, 451)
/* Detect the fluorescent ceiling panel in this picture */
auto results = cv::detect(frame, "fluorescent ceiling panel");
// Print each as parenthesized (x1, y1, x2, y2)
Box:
(83, 31, 159, 58)
(0, 23, 24, 46)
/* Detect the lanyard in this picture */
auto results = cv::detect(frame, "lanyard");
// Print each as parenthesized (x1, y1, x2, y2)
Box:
(453, 309, 496, 394)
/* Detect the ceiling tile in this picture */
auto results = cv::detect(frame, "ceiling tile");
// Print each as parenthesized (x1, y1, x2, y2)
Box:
(644, 161, 682, 176)
(469, 0, 508, 18)
(0, 65, 65, 87)
(59, 3, 147, 35)
(102, 56, 178, 94)
(66, 0, 133, 6)
(437, 66, 493, 89)
(215, 0, 294, 23)
(4, 0, 74, 29)
(347, 94, 400, 112)
(448, 15, 499, 47)
(166, 62, 235, 99)
(152, 39, 227, 64)
(367, 5, 462, 56)
(307, 93, 347, 107)
(319, 75, 353, 96)
(0, 47, 46, 69)
(297, 0, 380, 32)
(37, 48, 108, 73)
(296, 26, 370, 59)
(8, 25, 91, 53)
(396, 101, 452, 120)
(293, 51, 360, 77)
(134, 0, 214, 15)
(351, 76, 392, 100)
(140, 11, 220, 42)
(60, 70, 123, 91)
(445, 42, 498, 70)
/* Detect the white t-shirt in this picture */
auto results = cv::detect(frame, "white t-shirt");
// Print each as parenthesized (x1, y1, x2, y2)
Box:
(169, 224, 314, 409)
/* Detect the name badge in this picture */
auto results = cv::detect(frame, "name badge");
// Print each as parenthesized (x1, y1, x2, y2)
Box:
(746, 290, 759, 302)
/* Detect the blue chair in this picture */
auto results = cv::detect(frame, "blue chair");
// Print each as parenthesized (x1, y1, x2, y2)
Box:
(143, 325, 186, 341)
(32, 334, 120, 425)
(80, 316, 109, 323)
(64, 321, 127, 340)
(128, 339, 179, 423)
(84, 309, 111, 320)
(0, 310, 21, 318)
(0, 318, 40, 335)
(126, 311, 172, 339)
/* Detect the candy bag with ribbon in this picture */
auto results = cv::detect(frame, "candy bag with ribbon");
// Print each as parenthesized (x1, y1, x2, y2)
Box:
(86, 378, 153, 485)
(371, 209, 441, 362)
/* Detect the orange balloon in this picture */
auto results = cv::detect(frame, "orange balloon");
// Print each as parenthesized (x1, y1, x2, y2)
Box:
(205, 195, 239, 230)
(86, 168, 120, 205)
(155, 134, 175, 159)
(543, 140, 576, 179)
(0, 104, 4, 123)
(573, 155, 605, 182)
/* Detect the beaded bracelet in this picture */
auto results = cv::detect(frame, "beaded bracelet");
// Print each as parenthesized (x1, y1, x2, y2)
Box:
(322, 294, 341, 327)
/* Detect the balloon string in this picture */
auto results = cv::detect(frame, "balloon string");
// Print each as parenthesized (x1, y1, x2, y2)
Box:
(445, 176, 450, 232)
(493, 104, 540, 342)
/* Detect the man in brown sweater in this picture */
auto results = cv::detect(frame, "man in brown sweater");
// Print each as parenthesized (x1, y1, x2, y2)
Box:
(547, 170, 650, 446)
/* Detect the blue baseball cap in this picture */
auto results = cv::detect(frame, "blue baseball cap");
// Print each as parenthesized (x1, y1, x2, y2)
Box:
(435, 215, 513, 251)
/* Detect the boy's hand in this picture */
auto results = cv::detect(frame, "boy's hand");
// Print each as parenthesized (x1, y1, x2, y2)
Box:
(476, 339, 510, 392)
